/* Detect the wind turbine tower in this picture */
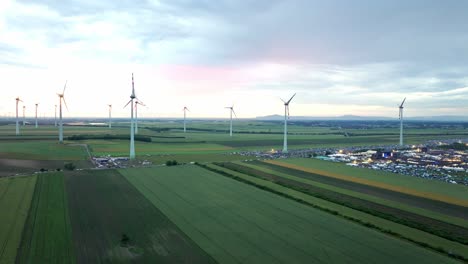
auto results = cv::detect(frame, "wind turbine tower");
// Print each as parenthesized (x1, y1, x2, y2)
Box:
(15, 97, 22, 135)
(124, 73, 136, 159)
(399, 97, 406, 146)
(225, 105, 236, 137)
(108, 104, 112, 129)
(134, 100, 145, 134)
(282, 93, 296, 153)
(183, 106, 189, 133)
(22, 106, 26, 126)
(35, 103, 39, 128)
(57, 81, 68, 143)
(54, 105, 57, 126)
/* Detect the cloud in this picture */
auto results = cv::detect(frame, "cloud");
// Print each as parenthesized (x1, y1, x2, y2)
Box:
(0, 0, 467, 117)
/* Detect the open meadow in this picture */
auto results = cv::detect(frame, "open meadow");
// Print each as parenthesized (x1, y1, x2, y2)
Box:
(0, 120, 467, 263)
(0, 176, 36, 264)
(121, 165, 459, 264)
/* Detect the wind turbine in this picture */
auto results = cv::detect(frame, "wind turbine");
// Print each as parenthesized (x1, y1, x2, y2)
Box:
(57, 81, 68, 143)
(399, 97, 406, 146)
(183, 106, 189, 133)
(22, 106, 26, 126)
(54, 105, 57, 126)
(108, 104, 112, 129)
(15, 97, 22, 135)
(124, 73, 136, 159)
(134, 100, 145, 134)
(225, 105, 236, 137)
(35, 103, 39, 128)
(281, 93, 296, 153)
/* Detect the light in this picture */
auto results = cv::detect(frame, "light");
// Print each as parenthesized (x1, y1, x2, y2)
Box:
(339, 149, 343, 154)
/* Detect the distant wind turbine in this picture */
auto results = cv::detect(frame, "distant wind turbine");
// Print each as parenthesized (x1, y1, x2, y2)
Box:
(134, 100, 145, 134)
(399, 97, 406, 146)
(57, 81, 69, 143)
(22, 105, 26, 126)
(108, 104, 112, 129)
(225, 105, 236, 137)
(281, 93, 296, 153)
(124, 73, 137, 159)
(35, 103, 39, 128)
(183, 106, 189, 133)
(54, 105, 57, 126)
(15, 97, 22, 135)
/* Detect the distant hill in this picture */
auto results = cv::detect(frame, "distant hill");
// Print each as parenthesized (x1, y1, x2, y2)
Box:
(256, 115, 468, 121)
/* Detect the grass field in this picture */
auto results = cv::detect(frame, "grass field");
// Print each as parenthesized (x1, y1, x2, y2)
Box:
(121, 165, 458, 264)
(217, 161, 468, 245)
(0, 176, 36, 264)
(0, 141, 88, 161)
(204, 163, 468, 260)
(64, 169, 215, 263)
(269, 158, 468, 205)
(17, 173, 75, 264)
(237, 160, 468, 228)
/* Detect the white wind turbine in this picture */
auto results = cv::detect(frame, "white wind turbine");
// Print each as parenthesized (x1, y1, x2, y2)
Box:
(183, 106, 189, 133)
(35, 103, 39, 128)
(22, 105, 26, 126)
(108, 104, 112, 129)
(398, 97, 406, 146)
(57, 81, 69, 143)
(134, 100, 145, 134)
(124, 73, 137, 159)
(54, 105, 57, 126)
(15, 97, 23, 135)
(225, 105, 236, 137)
(281, 93, 296, 153)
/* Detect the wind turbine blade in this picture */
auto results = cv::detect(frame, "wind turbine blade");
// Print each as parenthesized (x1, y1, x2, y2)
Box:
(62, 81, 68, 95)
(287, 105, 290, 119)
(286, 93, 296, 104)
(232, 108, 237, 118)
(280, 98, 286, 104)
(62, 97, 69, 111)
(123, 99, 132, 108)
(400, 97, 406, 107)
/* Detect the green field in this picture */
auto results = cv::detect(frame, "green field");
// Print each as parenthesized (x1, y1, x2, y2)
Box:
(0, 176, 36, 264)
(121, 165, 457, 263)
(17, 173, 75, 264)
(64, 169, 215, 263)
(0, 120, 467, 262)
(0, 141, 88, 161)
(273, 158, 468, 202)
(204, 162, 468, 259)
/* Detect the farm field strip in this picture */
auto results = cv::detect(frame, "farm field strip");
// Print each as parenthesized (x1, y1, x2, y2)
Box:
(0, 141, 89, 161)
(205, 163, 468, 260)
(219, 162, 468, 244)
(65, 169, 215, 264)
(121, 165, 459, 264)
(250, 161, 468, 221)
(265, 159, 468, 207)
(277, 158, 468, 201)
(0, 176, 36, 264)
(17, 173, 75, 264)
(236, 161, 468, 229)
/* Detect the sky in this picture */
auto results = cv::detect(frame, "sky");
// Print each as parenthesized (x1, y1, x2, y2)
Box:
(0, 0, 467, 118)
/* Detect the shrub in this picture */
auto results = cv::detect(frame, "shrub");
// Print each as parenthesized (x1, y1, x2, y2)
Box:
(165, 160, 178, 166)
(121, 233, 130, 247)
(64, 163, 76, 171)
